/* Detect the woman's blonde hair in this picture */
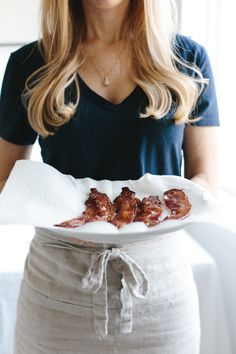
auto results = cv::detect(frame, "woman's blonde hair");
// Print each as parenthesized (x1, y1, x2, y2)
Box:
(24, 0, 206, 138)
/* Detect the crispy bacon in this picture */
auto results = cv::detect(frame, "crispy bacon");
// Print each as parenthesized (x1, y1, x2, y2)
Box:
(55, 187, 191, 229)
(163, 189, 191, 220)
(110, 187, 139, 229)
(54, 217, 85, 228)
(134, 195, 162, 227)
(87, 188, 116, 222)
(55, 188, 115, 228)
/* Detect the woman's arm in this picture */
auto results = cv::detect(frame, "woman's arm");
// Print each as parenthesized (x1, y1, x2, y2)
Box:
(0, 137, 33, 192)
(183, 126, 220, 195)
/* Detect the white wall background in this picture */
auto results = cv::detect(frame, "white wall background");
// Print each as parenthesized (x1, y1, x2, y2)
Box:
(0, 0, 40, 44)
(0, 0, 40, 87)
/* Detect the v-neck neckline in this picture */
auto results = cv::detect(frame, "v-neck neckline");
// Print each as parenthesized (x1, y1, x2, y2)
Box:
(77, 74, 140, 108)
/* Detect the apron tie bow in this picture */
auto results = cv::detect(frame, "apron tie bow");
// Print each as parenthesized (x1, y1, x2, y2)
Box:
(82, 248, 149, 339)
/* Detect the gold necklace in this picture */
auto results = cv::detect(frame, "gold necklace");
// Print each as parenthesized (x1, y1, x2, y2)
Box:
(85, 47, 123, 87)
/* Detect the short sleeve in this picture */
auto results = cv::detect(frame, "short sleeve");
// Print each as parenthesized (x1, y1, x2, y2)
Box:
(0, 52, 38, 145)
(190, 45, 220, 126)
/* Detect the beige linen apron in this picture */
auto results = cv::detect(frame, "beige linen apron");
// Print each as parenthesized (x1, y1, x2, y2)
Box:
(13, 227, 200, 354)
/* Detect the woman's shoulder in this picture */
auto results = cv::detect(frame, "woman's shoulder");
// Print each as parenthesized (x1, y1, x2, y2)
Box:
(9, 40, 45, 71)
(174, 34, 207, 66)
(4, 40, 46, 87)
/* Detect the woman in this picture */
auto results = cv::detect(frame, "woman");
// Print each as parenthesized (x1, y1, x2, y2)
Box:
(0, 0, 219, 353)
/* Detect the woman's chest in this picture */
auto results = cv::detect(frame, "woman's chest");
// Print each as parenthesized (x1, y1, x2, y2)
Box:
(40, 91, 185, 157)
(78, 49, 136, 105)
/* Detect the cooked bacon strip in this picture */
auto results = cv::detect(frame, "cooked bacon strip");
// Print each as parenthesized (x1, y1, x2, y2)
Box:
(110, 187, 139, 229)
(54, 217, 86, 228)
(87, 188, 116, 222)
(82, 194, 98, 221)
(163, 189, 191, 220)
(55, 188, 115, 228)
(134, 195, 162, 227)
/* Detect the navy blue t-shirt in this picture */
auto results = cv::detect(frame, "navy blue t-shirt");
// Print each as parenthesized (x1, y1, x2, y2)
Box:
(0, 35, 219, 180)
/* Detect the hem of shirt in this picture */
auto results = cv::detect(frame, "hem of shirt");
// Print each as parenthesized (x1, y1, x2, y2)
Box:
(187, 120, 220, 127)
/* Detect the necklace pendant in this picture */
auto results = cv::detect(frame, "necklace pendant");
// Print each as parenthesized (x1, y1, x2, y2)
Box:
(103, 76, 110, 87)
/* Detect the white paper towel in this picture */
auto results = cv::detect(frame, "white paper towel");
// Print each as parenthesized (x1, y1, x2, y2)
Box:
(0, 160, 219, 243)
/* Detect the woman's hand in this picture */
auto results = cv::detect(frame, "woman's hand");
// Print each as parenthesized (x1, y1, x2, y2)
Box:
(183, 125, 220, 195)
(190, 174, 216, 194)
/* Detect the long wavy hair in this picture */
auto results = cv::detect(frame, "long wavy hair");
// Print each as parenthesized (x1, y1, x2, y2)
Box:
(24, 0, 206, 138)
